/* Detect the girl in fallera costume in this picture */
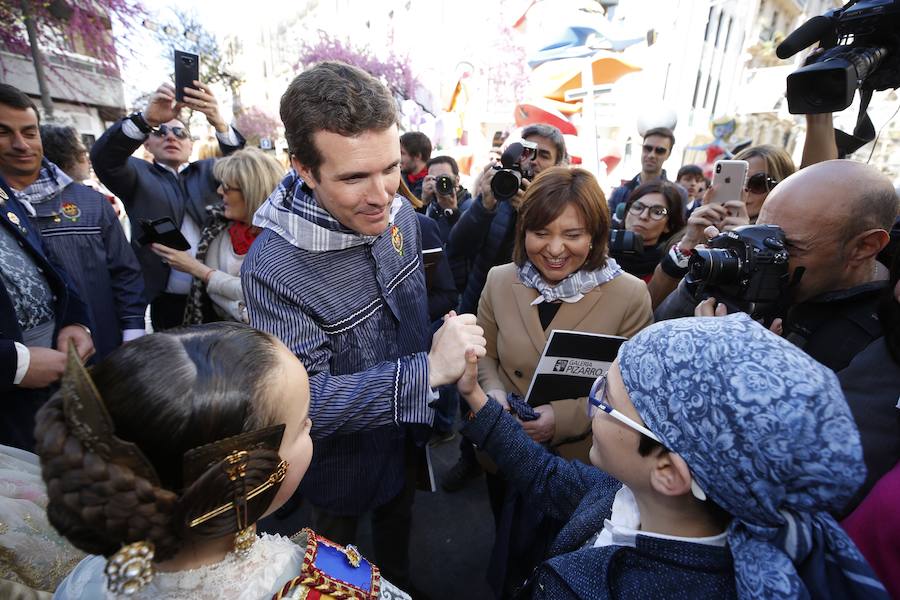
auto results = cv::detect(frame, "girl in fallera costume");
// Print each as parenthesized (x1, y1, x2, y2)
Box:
(38, 322, 408, 599)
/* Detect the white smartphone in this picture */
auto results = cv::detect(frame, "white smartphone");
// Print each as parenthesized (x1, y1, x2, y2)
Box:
(710, 160, 749, 204)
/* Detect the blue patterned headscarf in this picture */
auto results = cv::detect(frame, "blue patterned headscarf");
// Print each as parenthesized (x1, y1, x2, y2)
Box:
(618, 313, 887, 600)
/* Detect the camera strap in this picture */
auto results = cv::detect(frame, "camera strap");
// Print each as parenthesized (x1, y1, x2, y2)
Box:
(835, 88, 875, 157)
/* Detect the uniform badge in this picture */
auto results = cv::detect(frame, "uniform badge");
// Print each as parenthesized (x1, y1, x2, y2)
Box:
(0, 187, 7, 203)
(7, 211, 27, 234)
(390, 225, 403, 256)
(61, 202, 81, 221)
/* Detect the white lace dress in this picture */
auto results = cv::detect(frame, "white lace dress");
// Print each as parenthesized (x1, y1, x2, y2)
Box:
(53, 533, 409, 599)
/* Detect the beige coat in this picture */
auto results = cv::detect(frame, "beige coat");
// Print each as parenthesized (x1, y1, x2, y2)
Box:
(477, 263, 653, 463)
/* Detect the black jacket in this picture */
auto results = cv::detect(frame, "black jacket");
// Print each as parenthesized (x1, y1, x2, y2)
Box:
(90, 120, 245, 301)
(0, 177, 90, 450)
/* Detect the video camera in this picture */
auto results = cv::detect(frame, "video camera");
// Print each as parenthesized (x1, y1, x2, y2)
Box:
(491, 140, 537, 200)
(685, 225, 791, 315)
(778, 0, 900, 115)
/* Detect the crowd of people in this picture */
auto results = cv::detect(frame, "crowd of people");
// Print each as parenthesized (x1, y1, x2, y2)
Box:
(0, 53, 898, 600)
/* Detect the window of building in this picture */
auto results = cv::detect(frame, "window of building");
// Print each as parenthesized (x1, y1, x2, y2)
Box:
(714, 10, 726, 47)
(704, 6, 715, 41)
(691, 68, 703, 108)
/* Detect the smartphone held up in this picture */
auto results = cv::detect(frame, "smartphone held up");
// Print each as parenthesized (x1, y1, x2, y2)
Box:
(174, 50, 200, 102)
(709, 160, 749, 204)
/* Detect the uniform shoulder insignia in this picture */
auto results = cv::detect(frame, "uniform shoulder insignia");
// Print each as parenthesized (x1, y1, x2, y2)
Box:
(274, 528, 381, 599)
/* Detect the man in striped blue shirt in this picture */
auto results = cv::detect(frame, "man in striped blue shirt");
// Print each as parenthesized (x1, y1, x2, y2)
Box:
(242, 61, 485, 590)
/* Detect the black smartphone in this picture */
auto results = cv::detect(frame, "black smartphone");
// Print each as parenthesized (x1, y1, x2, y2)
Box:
(174, 50, 200, 102)
(138, 217, 191, 250)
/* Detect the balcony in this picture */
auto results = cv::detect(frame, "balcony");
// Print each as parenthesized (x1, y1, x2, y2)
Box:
(1, 49, 125, 111)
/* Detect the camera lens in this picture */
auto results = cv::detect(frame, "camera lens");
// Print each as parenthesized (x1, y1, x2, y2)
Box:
(690, 248, 741, 284)
(491, 169, 522, 200)
(715, 164, 721, 173)
(436, 175, 454, 196)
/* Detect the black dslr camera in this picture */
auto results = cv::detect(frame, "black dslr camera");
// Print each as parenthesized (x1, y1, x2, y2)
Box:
(608, 229, 644, 255)
(686, 225, 790, 314)
(435, 174, 455, 196)
(491, 140, 537, 200)
(778, 0, 900, 114)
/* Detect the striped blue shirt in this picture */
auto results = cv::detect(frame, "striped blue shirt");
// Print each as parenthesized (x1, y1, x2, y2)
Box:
(242, 174, 432, 513)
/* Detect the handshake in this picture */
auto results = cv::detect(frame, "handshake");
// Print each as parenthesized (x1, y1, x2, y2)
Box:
(427, 312, 487, 388)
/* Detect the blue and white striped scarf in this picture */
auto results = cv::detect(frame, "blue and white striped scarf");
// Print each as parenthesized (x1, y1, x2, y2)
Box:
(253, 170, 401, 252)
(14, 160, 72, 210)
(517, 258, 623, 305)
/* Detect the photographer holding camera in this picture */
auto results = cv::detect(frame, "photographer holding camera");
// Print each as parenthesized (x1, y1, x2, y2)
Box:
(422, 156, 473, 294)
(448, 124, 567, 316)
(691, 160, 899, 515)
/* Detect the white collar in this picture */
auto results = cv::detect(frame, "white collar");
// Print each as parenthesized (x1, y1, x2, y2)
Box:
(593, 486, 728, 549)
(156, 161, 190, 176)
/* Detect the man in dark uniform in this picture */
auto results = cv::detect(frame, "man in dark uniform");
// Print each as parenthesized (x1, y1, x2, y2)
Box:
(0, 175, 93, 450)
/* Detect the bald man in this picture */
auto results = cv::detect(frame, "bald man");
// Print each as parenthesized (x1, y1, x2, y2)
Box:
(757, 160, 896, 308)
(755, 160, 898, 515)
(678, 160, 899, 517)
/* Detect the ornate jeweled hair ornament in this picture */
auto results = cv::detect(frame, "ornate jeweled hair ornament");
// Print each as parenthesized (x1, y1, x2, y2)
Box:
(57, 344, 289, 594)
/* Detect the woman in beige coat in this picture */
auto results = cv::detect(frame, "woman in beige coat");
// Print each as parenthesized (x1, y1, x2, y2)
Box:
(476, 166, 653, 596)
(478, 167, 653, 463)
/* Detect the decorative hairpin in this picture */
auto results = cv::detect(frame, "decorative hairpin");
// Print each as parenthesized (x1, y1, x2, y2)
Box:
(58, 344, 161, 594)
(188, 459, 288, 528)
(182, 424, 288, 555)
(59, 343, 160, 486)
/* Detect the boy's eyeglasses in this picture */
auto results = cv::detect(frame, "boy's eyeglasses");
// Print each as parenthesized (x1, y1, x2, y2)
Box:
(587, 373, 707, 501)
(151, 125, 189, 140)
(628, 201, 669, 221)
(744, 173, 778, 195)
(642, 144, 669, 156)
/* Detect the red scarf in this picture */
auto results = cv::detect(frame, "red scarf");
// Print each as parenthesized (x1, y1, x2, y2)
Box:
(406, 168, 428, 185)
(228, 222, 260, 255)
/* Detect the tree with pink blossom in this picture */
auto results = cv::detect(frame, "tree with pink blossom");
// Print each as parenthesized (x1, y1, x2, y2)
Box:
(297, 31, 419, 100)
(234, 106, 281, 147)
(0, 0, 145, 119)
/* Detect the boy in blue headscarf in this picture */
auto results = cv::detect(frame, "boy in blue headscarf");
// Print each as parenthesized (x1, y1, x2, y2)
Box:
(457, 313, 887, 599)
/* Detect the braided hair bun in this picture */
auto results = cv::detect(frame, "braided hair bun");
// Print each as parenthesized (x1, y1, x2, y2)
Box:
(34, 323, 284, 561)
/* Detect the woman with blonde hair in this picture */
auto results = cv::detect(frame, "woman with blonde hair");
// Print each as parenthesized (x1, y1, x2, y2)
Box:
(151, 147, 285, 323)
(732, 144, 796, 222)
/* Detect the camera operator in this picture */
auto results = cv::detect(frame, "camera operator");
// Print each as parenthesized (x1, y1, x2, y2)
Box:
(422, 157, 472, 238)
(442, 123, 566, 492)
(448, 124, 567, 316)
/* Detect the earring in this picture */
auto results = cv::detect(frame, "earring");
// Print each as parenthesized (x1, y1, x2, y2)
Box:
(234, 523, 257, 555)
(105, 540, 155, 594)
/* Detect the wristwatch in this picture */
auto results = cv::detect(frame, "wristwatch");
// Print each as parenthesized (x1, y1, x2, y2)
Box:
(660, 243, 692, 278)
(128, 112, 155, 135)
(670, 243, 693, 268)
